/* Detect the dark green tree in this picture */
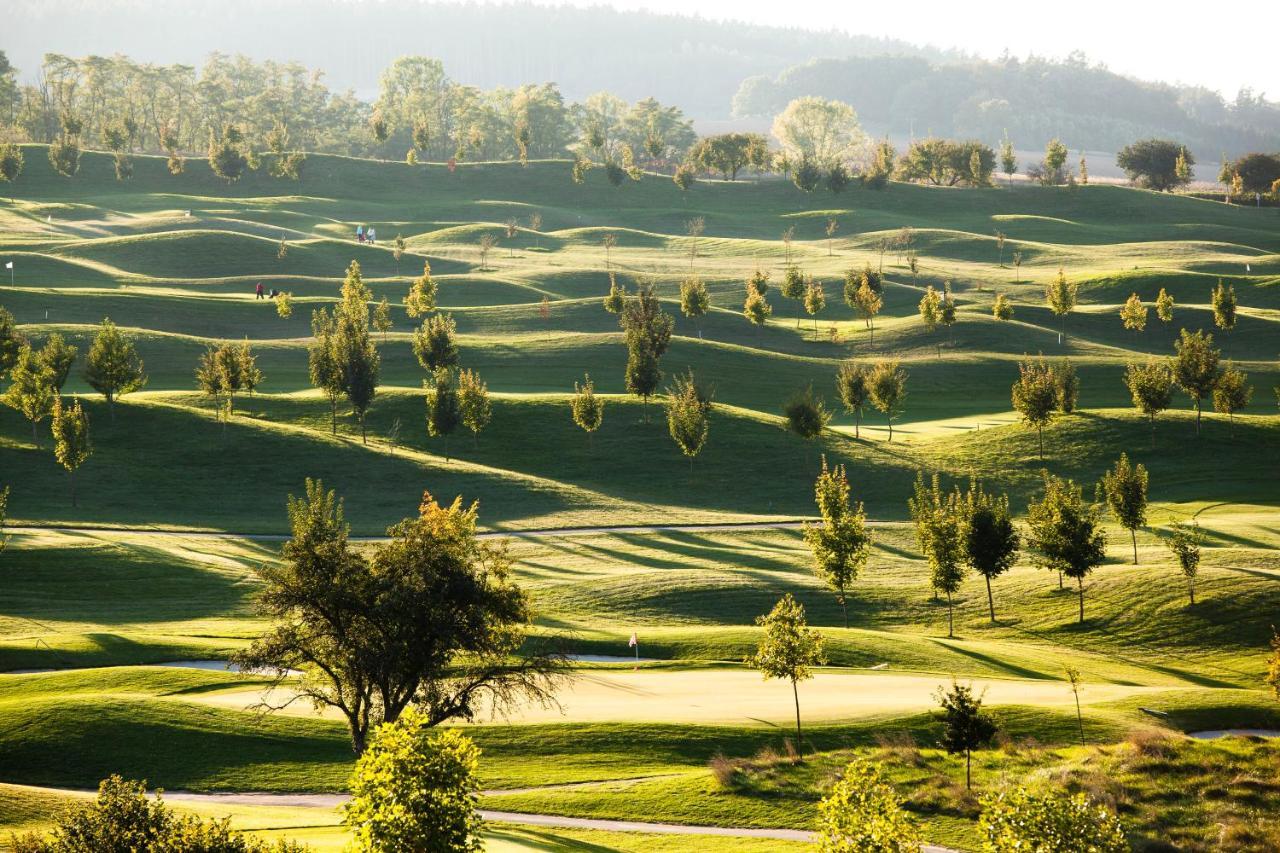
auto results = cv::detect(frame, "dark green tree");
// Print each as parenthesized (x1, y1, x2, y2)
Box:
(83, 318, 146, 423)
(1098, 453, 1148, 564)
(960, 481, 1019, 623)
(1011, 356, 1056, 459)
(427, 367, 463, 460)
(1173, 328, 1223, 435)
(835, 360, 869, 439)
(1026, 474, 1107, 621)
(935, 681, 998, 789)
(413, 313, 460, 372)
(868, 360, 907, 441)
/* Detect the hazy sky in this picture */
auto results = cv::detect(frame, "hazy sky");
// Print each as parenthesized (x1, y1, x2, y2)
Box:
(529, 0, 1279, 97)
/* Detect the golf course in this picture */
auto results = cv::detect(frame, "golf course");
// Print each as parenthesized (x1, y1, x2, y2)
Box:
(1, 144, 1279, 851)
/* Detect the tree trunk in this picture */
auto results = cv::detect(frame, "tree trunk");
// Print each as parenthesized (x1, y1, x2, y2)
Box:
(1038, 426, 1044, 460)
(1058, 570, 1064, 590)
(1131, 528, 1138, 565)
(360, 414, 367, 445)
(1074, 693, 1086, 747)
(69, 470, 77, 508)
(1077, 575, 1085, 623)
(985, 575, 995, 622)
(965, 748, 972, 789)
(1195, 400, 1201, 435)
(888, 417, 894, 442)
(841, 595, 848, 630)
(1188, 581, 1195, 605)
(947, 590, 954, 638)
(330, 398, 337, 435)
(791, 679, 803, 758)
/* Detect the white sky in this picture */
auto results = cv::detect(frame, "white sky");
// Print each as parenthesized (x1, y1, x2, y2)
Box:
(524, 0, 1280, 98)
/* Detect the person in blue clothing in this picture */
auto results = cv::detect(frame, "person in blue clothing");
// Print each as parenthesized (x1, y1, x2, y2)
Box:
(356, 225, 365, 243)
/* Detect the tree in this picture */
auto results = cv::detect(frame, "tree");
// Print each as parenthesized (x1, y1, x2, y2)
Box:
(195, 341, 259, 425)
(504, 218, 519, 257)
(50, 396, 91, 508)
(908, 473, 967, 636)
(999, 131, 1017, 187)
(804, 457, 871, 628)
(992, 293, 1014, 321)
(0, 306, 23, 378)
(373, 296, 393, 342)
(1155, 287, 1174, 324)
(0, 141, 24, 185)
(934, 682, 998, 789)
(1120, 293, 1147, 332)
(309, 308, 344, 434)
(848, 274, 883, 346)
(233, 480, 563, 754)
(1053, 359, 1079, 414)
(816, 759, 920, 853)
(979, 787, 1127, 852)
(48, 135, 81, 177)
(570, 373, 604, 449)
(803, 277, 826, 339)
(332, 269, 380, 444)
(1099, 453, 1148, 564)
(83, 318, 145, 423)
(1211, 280, 1237, 332)
(743, 289, 772, 330)
(276, 291, 294, 319)
(683, 217, 704, 266)
(1173, 328, 1223, 435)
(1165, 522, 1202, 605)
(345, 715, 482, 853)
(1026, 473, 1107, 620)
(1267, 628, 1280, 701)
(688, 132, 767, 180)
(747, 268, 770, 297)
(207, 124, 249, 182)
(896, 138, 994, 186)
(960, 481, 1019, 623)
(771, 97, 864, 170)
(673, 163, 696, 190)
(868, 360, 907, 441)
(1011, 357, 1056, 459)
(393, 234, 407, 274)
(782, 266, 806, 327)
(1116, 139, 1196, 190)
(528, 212, 543, 248)
(406, 261, 438, 317)
(939, 282, 958, 346)
(783, 385, 830, 444)
(619, 284, 674, 420)
(679, 275, 710, 337)
(0, 485, 8, 555)
(824, 217, 840, 255)
(477, 233, 496, 270)
(666, 369, 711, 472)
(1228, 152, 1280, 195)
(457, 368, 491, 449)
(995, 231, 1006, 267)
(747, 594, 825, 754)
(918, 285, 942, 355)
(1012, 250, 1023, 284)
(1124, 359, 1175, 446)
(1045, 268, 1077, 339)
(3, 344, 56, 442)
(1040, 138, 1070, 185)
(427, 367, 463, 460)
(414, 313, 460, 372)
(1212, 361, 1251, 427)
(835, 361, 869, 439)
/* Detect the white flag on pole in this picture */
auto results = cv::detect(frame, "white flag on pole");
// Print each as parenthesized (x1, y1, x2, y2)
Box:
(628, 632, 637, 648)
(4, 262, 11, 269)
(1246, 263, 1251, 272)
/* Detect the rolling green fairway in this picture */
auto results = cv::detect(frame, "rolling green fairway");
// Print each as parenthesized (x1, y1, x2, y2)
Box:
(2, 146, 1279, 850)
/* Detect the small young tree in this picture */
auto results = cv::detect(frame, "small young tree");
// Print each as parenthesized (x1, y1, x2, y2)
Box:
(824, 217, 839, 256)
(1173, 328, 1223, 435)
(413, 314, 460, 373)
(603, 272, 627, 314)
(1011, 357, 1056, 459)
(747, 594, 826, 755)
(406, 261, 438, 318)
(0, 485, 9, 555)
(1012, 250, 1023, 284)
(835, 361, 869, 439)
(979, 787, 1127, 853)
(934, 681, 998, 789)
(849, 274, 883, 345)
(393, 234, 406, 274)
(817, 759, 920, 852)
(1125, 359, 1175, 446)
(373, 296, 393, 342)
(1053, 358, 1079, 414)
(83, 318, 146, 423)
(620, 285, 674, 421)
(782, 265, 806, 327)
(276, 291, 294, 319)
(50, 396, 91, 507)
(999, 131, 1017, 187)
(1155, 287, 1175, 324)
(570, 373, 604, 449)
(344, 712, 483, 853)
(783, 385, 830, 444)
(1211, 279, 1237, 332)
(992, 293, 1014, 321)
(939, 281, 958, 348)
(457, 368, 492, 449)
(477, 233, 496, 270)
(803, 276, 826, 339)
(867, 360, 907, 441)
(2, 344, 56, 443)
(666, 369, 712, 472)
(804, 457, 871, 628)
(679, 275, 710, 337)
(504, 218, 519, 257)
(1267, 628, 1280, 701)
(995, 231, 1007, 267)
(1165, 522, 1202, 605)
(743, 288, 772, 331)
(747, 268, 770, 297)
(1045, 268, 1077, 340)
(1213, 362, 1251, 428)
(684, 217, 704, 266)
(37, 333, 78, 393)
(918, 285, 941, 350)
(309, 308, 344, 434)
(528, 212, 543, 248)
(1099, 453, 1148, 564)
(426, 367, 462, 460)
(960, 480, 1019, 622)
(601, 233, 617, 267)
(1120, 293, 1148, 332)
(909, 473, 966, 636)
(1026, 473, 1107, 620)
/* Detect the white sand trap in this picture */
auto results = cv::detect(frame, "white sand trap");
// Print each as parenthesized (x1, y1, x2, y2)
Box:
(565, 654, 657, 663)
(1189, 729, 1280, 740)
(182, 668, 1175, 727)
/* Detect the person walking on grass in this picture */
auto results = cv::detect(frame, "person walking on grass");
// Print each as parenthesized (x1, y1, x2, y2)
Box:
(255, 282, 264, 300)
(356, 225, 364, 243)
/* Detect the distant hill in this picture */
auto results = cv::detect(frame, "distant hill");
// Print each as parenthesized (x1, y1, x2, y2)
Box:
(733, 54, 1280, 160)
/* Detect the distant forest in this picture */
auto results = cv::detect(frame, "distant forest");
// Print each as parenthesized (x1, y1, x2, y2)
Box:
(5, 0, 1279, 159)
(733, 54, 1280, 158)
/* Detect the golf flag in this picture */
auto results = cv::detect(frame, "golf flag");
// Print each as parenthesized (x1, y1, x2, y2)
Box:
(1247, 263, 1252, 272)
(628, 632, 637, 648)
(4, 262, 11, 269)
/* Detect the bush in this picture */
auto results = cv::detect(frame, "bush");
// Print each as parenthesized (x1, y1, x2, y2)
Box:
(980, 786, 1127, 852)
(817, 759, 920, 852)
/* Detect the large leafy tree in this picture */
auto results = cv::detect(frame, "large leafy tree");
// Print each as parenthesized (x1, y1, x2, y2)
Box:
(234, 480, 564, 754)
(1172, 328, 1223, 434)
(1026, 474, 1107, 622)
(689, 133, 768, 180)
(747, 594, 825, 754)
(344, 714, 483, 853)
(1116, 138, 1195, 190)
(804, 457, 871, 629)
(771, 97, 864, 170)
(959, 481, 1019, 623)
(83, 318, 145, 423)
(817, 759, 920, 852)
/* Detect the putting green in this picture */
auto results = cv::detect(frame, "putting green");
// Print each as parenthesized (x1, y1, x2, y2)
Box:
(185, 667, 1176, 726)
